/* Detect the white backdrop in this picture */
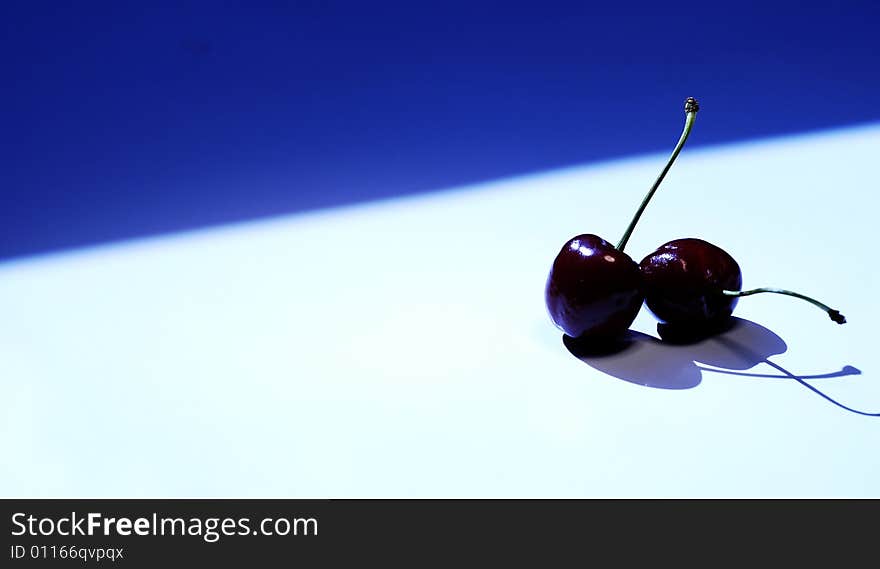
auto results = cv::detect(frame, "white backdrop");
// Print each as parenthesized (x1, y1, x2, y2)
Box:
(2, 123, 878, 497)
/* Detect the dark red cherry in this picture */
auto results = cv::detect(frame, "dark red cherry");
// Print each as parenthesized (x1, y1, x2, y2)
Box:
(639, 238, 742, 329)
(545, 234, 643, 340)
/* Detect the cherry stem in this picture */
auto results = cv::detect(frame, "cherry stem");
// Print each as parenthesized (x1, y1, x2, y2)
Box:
(616, 97, 700, 252)
(721, 287, 846, 324)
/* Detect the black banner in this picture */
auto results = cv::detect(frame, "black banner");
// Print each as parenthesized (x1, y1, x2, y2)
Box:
(0, 499, 874, 566)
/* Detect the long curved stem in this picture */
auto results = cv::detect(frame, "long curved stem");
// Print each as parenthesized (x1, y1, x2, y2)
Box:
(722, 287, 846, 324)
(616, 97, 699, 252)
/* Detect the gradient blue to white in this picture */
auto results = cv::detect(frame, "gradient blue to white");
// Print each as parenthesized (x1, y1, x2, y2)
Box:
(1, 124, 878, 497)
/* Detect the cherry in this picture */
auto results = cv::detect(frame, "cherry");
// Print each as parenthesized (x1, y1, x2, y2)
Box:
(545, 97, 700, 340)
(640, 238, 846, 338)
(545, 234, 642, 340)
(639, 238, 742, 331)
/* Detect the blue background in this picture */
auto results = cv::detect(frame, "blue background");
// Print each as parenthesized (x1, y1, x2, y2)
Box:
(3, 1, 879, 261)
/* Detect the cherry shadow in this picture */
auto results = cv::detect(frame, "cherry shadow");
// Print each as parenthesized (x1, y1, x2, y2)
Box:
(563, 317, 872, 416)
(564, 331, 703, 390)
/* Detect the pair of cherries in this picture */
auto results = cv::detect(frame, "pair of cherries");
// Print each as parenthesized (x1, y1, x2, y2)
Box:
(546, 98, 844, 345)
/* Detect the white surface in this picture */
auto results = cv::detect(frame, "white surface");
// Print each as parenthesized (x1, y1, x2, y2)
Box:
(2, 124, 879, 497)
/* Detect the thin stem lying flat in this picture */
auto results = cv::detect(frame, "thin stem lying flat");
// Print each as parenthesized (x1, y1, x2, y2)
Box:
(722, 287, 846, 324)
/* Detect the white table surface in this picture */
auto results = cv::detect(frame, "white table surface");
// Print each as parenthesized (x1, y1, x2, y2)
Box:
(2, 123, 878, 497)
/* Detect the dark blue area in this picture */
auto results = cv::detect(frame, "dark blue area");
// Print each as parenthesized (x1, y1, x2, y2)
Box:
(2, 1, 879, 260)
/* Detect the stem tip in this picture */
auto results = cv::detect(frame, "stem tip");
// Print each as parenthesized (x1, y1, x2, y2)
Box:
(685, 97, 700, 114)
(828, 310, 846, 324)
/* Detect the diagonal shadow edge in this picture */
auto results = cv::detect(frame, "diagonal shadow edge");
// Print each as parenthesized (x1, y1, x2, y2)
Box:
(3, 121, 880, 267)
